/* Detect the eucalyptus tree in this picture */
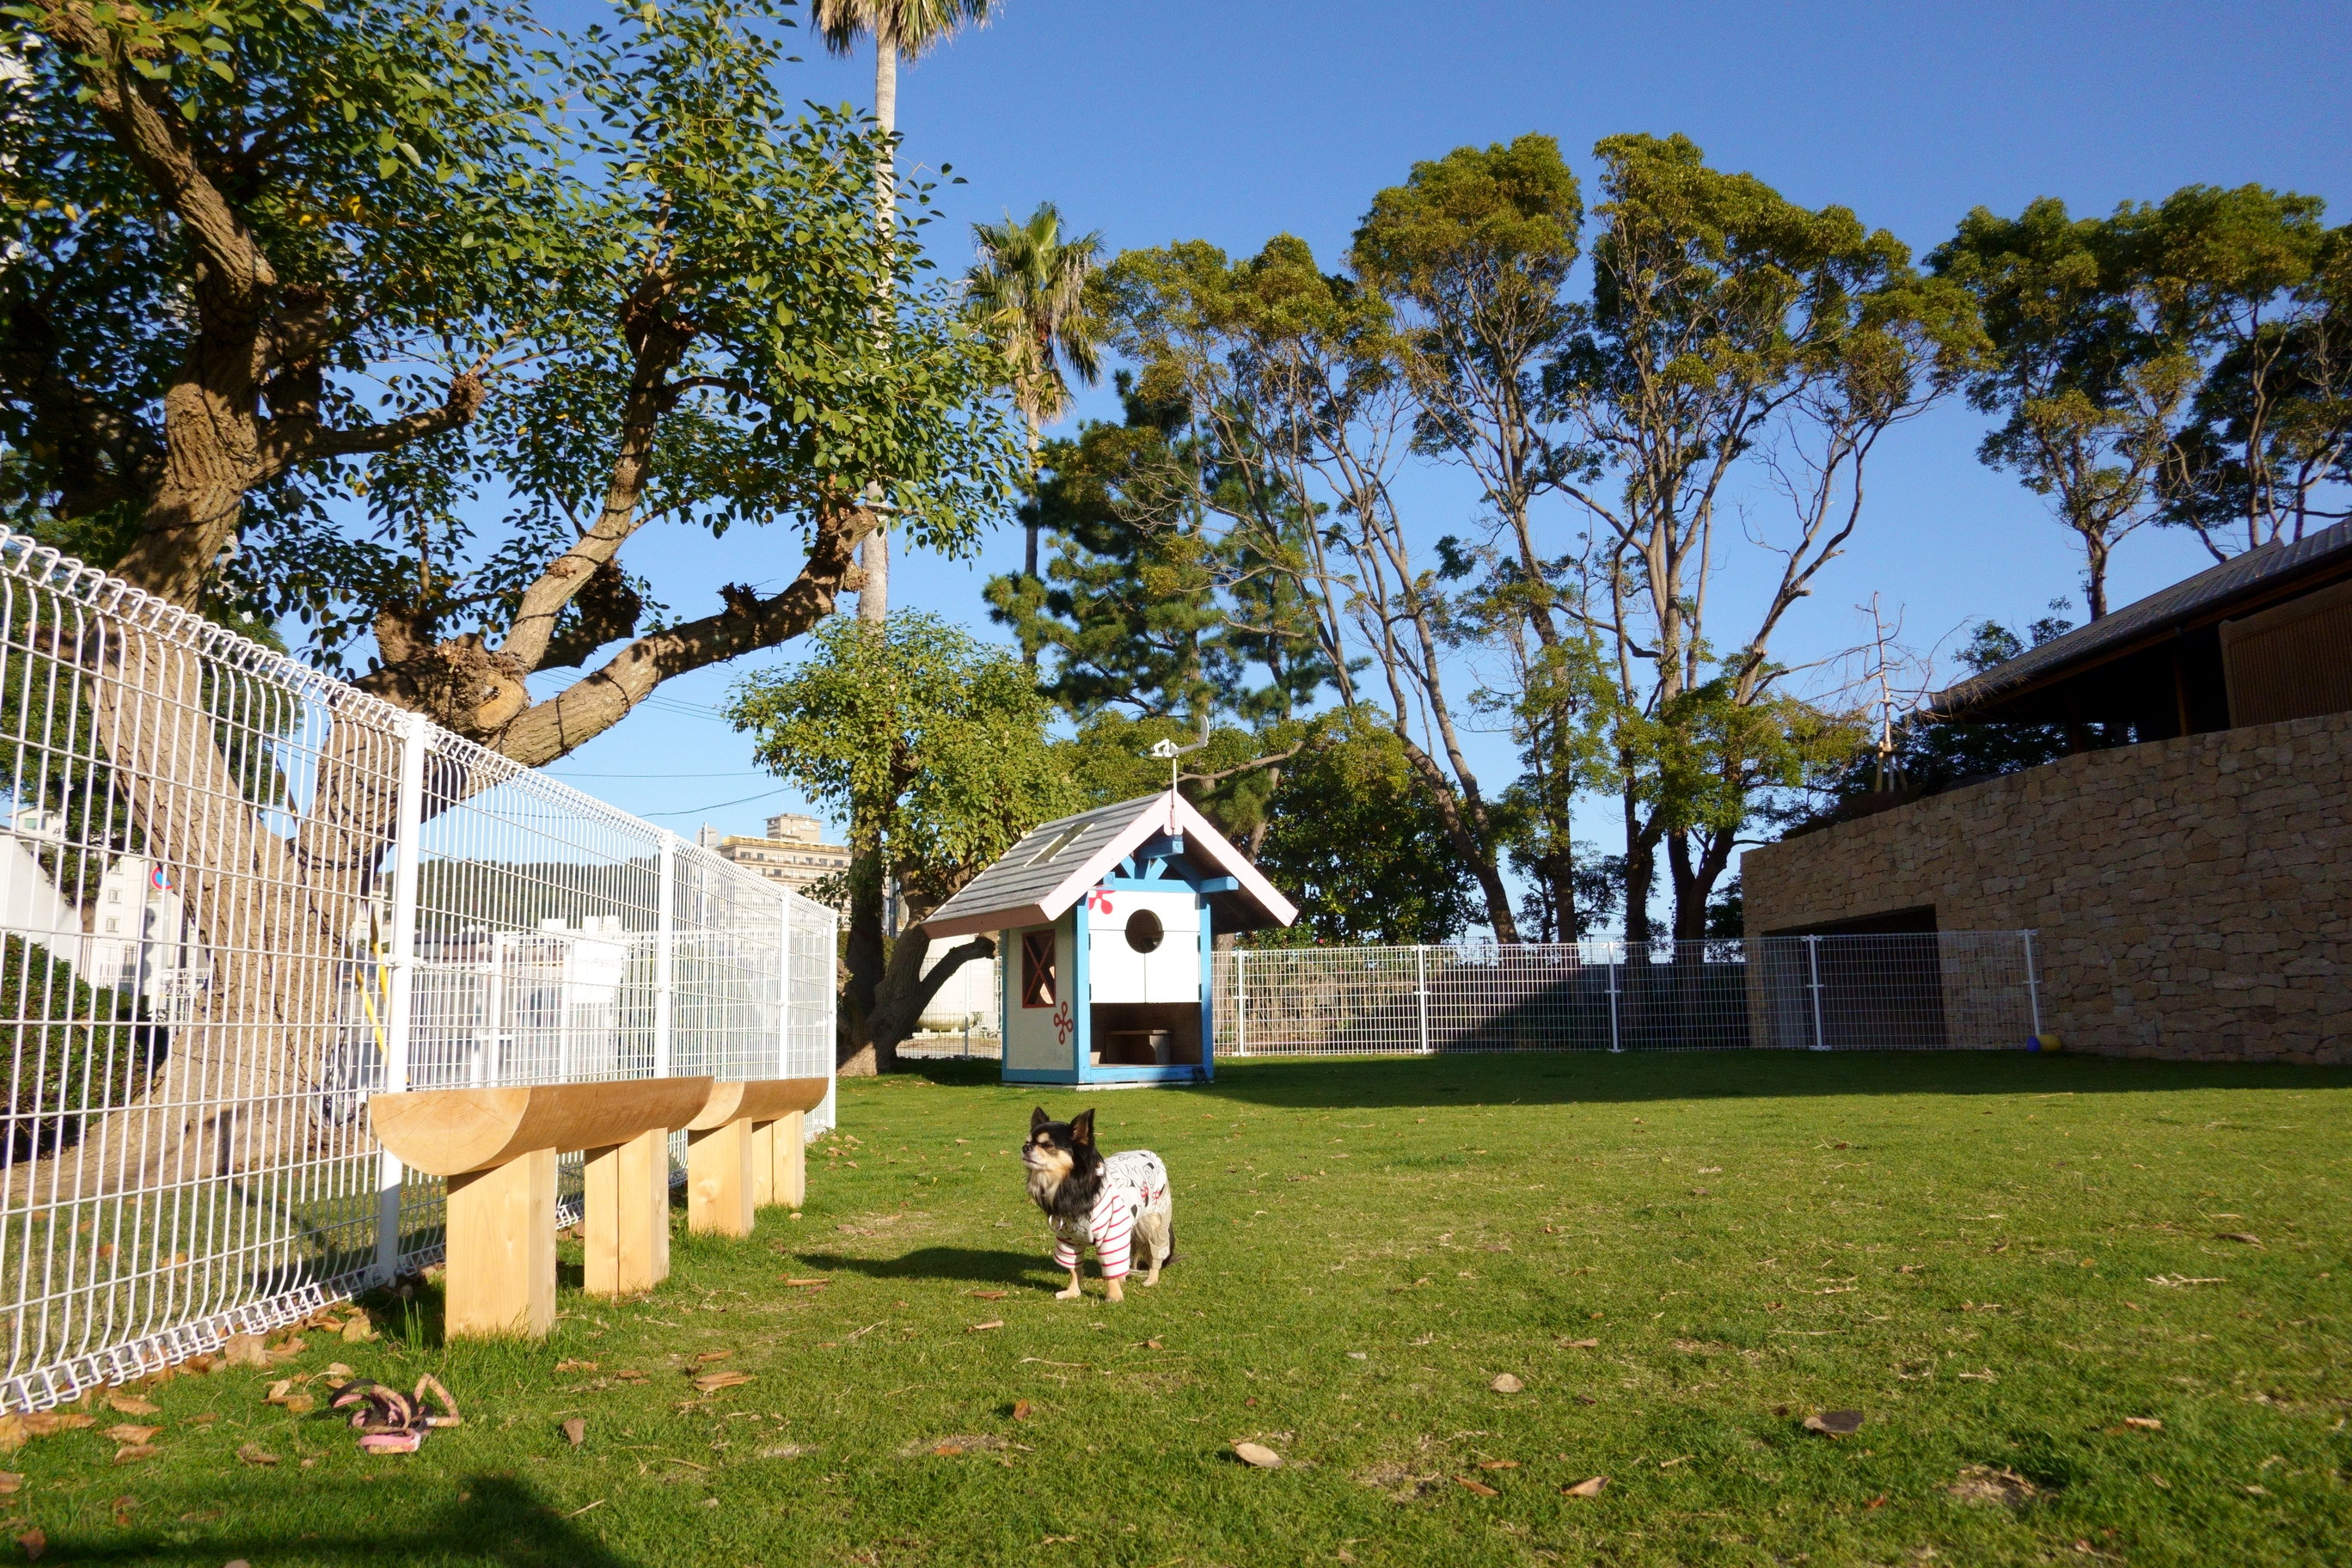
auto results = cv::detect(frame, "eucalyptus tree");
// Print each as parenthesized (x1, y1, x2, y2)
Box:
(1543, 134, 1981, 940)
(1350, 134, 1601, 935)
(1087, 235, 1530, 940)
(968, 201, 1106, 579)
(1931, 198, 2196, 619)
(1933, 186, 2347, 603)
(809, 0, 995, 621)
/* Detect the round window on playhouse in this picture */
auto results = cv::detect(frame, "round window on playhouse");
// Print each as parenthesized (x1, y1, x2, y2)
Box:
(1125, 910, 1165, 954)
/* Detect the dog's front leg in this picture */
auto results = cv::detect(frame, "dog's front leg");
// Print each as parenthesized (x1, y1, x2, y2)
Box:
(1055, 1266, 1083, 1301)
(1104, 1276, 1124, 1304)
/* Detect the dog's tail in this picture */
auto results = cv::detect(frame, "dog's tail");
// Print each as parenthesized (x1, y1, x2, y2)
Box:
(1159, 1223, 1179, 1269)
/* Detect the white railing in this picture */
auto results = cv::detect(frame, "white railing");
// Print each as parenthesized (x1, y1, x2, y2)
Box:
(1218, 934, 2042, 1056)
(0, 529, 835, 1412)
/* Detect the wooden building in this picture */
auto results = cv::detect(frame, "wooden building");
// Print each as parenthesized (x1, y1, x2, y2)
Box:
(1926, 519, 2352, 740)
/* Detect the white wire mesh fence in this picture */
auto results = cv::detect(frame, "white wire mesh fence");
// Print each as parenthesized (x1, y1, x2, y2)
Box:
(1218, 934, 2043, 1057)
(0, 530, 836, 1412)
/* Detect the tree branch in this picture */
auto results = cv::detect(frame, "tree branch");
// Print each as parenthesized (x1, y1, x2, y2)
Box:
(489, 502, 882, 767)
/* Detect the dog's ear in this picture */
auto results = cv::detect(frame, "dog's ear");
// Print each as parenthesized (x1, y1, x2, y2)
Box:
(1069, 1109, 1095, 1147)
(1030, 1106, 1051, 1133)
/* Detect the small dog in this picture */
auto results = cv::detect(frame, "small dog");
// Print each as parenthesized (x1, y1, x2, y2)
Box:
(1021, 1106, 1175, 1302)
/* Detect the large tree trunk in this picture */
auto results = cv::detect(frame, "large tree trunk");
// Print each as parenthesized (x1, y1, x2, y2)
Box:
(845, 932, 995, 1076)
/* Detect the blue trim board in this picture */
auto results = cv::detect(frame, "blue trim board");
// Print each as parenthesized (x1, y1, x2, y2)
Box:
(1002, 1066, 1081, 1085)
(1073, 900, 1093, 1082)
(1084, 1064, 1209, 1084)
(1199, 905, 1216, 1082)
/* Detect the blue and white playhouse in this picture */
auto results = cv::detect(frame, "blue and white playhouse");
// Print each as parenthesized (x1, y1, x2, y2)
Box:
(920, 791, 1298, 1086)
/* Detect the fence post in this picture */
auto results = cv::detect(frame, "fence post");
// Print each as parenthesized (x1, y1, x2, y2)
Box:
(1606, 942, 1620, 1053)
(1234, 948, 1246, 1057)
(1805, 934, 1828, 1051)
(2021, 929, 2042, 1038)
(374, 710, 431, 1283)
(654, 831, 676, 1079)
(1414, 946, 1431, 1054)
(777, 890, 793, 1080)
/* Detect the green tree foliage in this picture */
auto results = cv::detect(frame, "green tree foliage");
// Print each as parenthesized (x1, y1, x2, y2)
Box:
(1534, 132, 1983, 940)
(726, 611, 1075, 1071)
(2, 934, 156, 1159)
(984, 356, 1339, 859)
(0, 0, 1024, 766)
(1247, 719, 1481, 947)
(1933, 185, 2348, 613)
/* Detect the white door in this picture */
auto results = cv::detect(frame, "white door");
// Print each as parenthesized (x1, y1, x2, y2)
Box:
(1087, 889, 1202, 1004)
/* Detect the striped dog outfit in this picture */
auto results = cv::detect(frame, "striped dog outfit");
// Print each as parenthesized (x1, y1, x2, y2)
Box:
(1050, 1149, 1168, 1281)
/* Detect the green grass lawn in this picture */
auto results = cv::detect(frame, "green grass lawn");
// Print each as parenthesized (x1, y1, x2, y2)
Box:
(9, 1050, 2352, 1567)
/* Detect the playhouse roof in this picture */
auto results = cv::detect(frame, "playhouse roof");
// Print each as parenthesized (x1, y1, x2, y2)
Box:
(921, 790, 1299, 940)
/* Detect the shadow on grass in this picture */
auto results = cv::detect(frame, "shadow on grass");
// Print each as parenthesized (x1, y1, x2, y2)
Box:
(790, 1246, 1051, 1287)
(47, 1474, 637, 1567)
(1060, 1050, 2352, 1112)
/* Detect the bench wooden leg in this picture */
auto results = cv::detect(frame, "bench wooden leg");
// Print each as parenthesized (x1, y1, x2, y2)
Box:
(775, 1109, 805, 1210)
(584, 1126, 671, 1296)
(444, 1147, 556, 1338)
(687, 1119, 753, 1237)
(748, 1120, 777, 1210)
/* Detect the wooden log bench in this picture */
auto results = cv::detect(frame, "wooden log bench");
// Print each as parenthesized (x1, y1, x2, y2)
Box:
(686, 1079, 829, 1238)
(370, 1077, 713, 1338)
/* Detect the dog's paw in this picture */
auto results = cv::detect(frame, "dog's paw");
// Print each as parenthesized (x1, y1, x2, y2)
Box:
(1054, 1285, 1083, 1301)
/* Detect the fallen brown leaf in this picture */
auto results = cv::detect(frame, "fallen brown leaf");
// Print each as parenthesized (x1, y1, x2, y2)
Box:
(1011, 1400, 1032, 1421)
(0, 1474, 19, 1496)
(1232, 1441, 1283, 1469)
(968, 1320, 1005, 1333)
(223, 1335, 270, 1369)
(236, 1442, 279, 1467)
(1455, 1475, 1499, 1497)
(2123, 1417, 2163, 1430)
(966, 1289, 1008, 1300)
(1563, 1338, 1600, 1349)
(783, 1277, 832, 1286)
(325, 1363, 355, 1379)
(1478, 1459, 1520, 1471)
(1563, 1476, 1608, 1498)
(554, 1360, 598, 1374)
(1491, 1374, 1524, 1393)
(266, 1336, 309, 1363)
(561, 1418, 585, 1448)
(103, 1424, 161, 1444)
(1804, 1410, 1866, 1436)
(20, 1414, 93, 1437)
(691, 1370, 753, 1393)
(111, 1443, 158, 1465)
(340, 1317, 378, 1343)
(104, 1395, 160, 1417)
(1866, 1494, 1888, 1509)
(1145, 1338, 1164, 1350)
(16, 1526, 43, 1560)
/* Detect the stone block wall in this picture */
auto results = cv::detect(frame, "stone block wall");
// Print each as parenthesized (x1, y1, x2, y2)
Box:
(1740, 712, 2351, 1064)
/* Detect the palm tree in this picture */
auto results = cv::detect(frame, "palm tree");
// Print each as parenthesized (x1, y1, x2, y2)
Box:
(809, 0, 995, 623)
(968, 203, 1106, 579)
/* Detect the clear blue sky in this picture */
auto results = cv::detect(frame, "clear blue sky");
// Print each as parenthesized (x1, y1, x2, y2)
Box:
(530, 0, 2348, 915)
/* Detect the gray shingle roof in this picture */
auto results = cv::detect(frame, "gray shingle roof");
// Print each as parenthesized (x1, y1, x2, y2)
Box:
(1927, 518, 2352, 719)
(923, 795, 1162, 933)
